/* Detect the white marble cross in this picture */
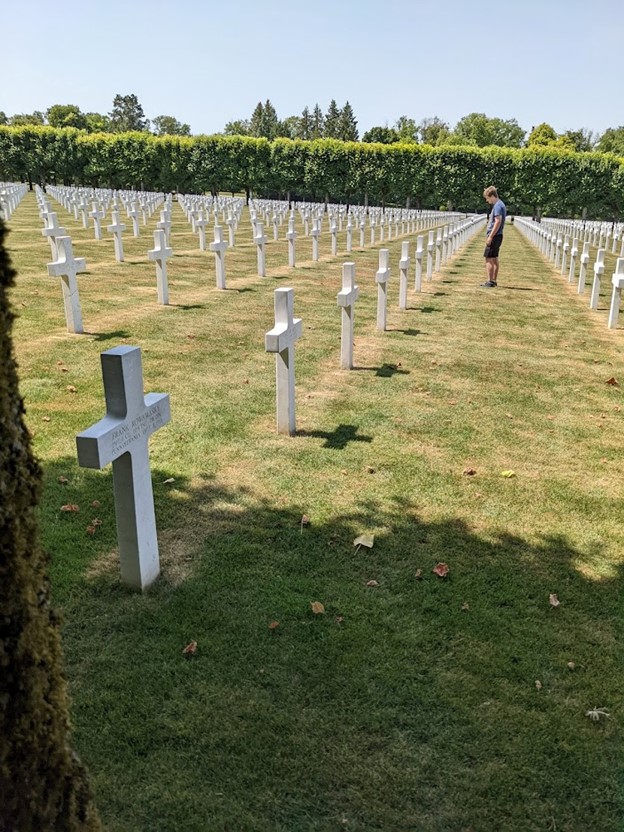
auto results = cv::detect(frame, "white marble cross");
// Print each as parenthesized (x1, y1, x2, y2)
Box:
(195, 211, 208, 251)
(286, 217, 297, 267)
(590, 248, 605, 309)
(346, 216, 353, 253)
(226, 214, 236, 248)
(359, 219, 365, 249)
(568, 238, 578, 283)
(89, 203, 105, 240)
(415, 234, 424, 291)
(209, 225, 228, 289)
(128, 203, 141, 238)
(255, 221, 267, 276)
(376, 248, 390, 331)
(42, 211, 66, 259)
(157, 210, 172, 245)
(398, 240, 410, 310)
(47, 236, 86, 333)
(608, 258, 624, 328)
(331, 220, 338, 256)
(337, 262, 359, 369)
(434, 228, 443, 273)
(76, 346, 171, 591)
(272, 214, 279, 241)
(265, 288, 302, 435)
(147, 229, 172, 304)
(427, 230, 435, 280)
(561, 235, 570, 275)
(578, 241, 590, 294)
(107, 211, 126, 262)
(311, 219, 320, 261)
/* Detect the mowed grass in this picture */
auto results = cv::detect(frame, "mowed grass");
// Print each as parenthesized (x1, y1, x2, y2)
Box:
(7, 192, 624, 831)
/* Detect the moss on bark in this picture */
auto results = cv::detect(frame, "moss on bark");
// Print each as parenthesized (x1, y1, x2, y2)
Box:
(0, 217, 101, 831)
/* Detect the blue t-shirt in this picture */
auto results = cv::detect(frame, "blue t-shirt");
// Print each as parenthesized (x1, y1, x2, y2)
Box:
(487, 199, 506, 236)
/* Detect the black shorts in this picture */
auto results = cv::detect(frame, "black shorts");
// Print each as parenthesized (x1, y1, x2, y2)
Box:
(484, 235, 503, 258)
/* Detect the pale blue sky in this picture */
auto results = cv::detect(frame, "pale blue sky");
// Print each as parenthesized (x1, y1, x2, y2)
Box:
(4, 0, 621, 137)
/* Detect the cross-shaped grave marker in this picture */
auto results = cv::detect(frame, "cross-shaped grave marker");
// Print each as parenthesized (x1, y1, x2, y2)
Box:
(128, 203, 141, 238)
(89, 203, 105, 240)
(590, 248, 605, 309)
(330, 219, 338, 256)
(76, 346, 171, 591)
(376, 248, 390, 331)
(47, 236, 86, 333)
(107, 210, 126, 262)
(147, 228, 172, 305)
(157, 210, 172, 245)
(311, 219, 321, 261)
(399, 240, 410, 310)
(568, 238, 578, 283)
(195, 211, 209, 251)
(608, 258, 624, 328)
(346, 216, 353, 253)
(42, 211, 66, 259)
(578, 241, 590, 294)
(337, 262, 359, 369)
(209, 225, 228, 289)
(226, 214, 236, 248)
(427, 230, 435, 280)
(286, 217, 297, 267)
(255, 221, 267, 276)
(264, 288, 302, 435)
(415, 234, 424, 291)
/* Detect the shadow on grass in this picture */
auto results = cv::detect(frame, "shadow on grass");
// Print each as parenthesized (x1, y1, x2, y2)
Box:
(87, 329, 132, 342)
(417, 306, 440, 314)
(353, 363, 410, 378)
(296, 423, 373, 449)
(38, 455, 623, 831)
(388, 328, 422, 337)
(172, 303, 206, 311)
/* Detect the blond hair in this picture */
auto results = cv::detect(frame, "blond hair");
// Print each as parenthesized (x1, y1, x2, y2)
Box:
(483, 186, 498, 198)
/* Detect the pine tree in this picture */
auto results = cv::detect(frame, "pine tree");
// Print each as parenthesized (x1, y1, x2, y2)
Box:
(299, 106, 312, 140)
(249, 102, 264, 137)
(109, 93, 149, 132)
(311, 104, 324, 139)
(261, 99, 279, 139)
(324, 99, 341, 138)
(0, 218, 101, 830)
(338, 101, 359, 141)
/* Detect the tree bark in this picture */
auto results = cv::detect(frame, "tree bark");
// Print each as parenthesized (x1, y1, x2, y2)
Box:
(0, 218, 101, 832)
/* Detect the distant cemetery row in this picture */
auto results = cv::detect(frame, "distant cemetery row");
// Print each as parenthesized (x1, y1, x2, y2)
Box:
(1, 126, 623, 219)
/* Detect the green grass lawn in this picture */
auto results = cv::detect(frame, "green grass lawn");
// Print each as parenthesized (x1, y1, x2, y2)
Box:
(7, 192, 624, 831)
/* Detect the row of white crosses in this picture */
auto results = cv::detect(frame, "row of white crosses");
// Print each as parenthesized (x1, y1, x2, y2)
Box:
(265, 214, 486, 435)
(542, 216, 624, 258)
(70, 213, 484, 591)
(516, 217, 624, 328)
(0, 182, 28, 220)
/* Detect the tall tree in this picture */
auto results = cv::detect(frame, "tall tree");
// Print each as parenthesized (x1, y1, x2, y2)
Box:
(527, 122, 559, 146)
(451, 113, 525, 147)
(46, 104, 87, 130)
(324, 99, 341, 138)
(278, 116, 300, 139)
(0, 218, 101, 830)
(563, 128, 596, 152)
(10, 111, 45, 126)
(109, 93, 149, 132)
(298, 107, 312, 140)
(85, 112, 111, 133)
(152, 115, 191, 136)
(418, 116, 450, 146)
(311, 104, 324, 139)
(394, 116, 418, 143)
(0, 111, 7, 125)
(249, 102, 265, 137)
(338, 101, 359, 141)
(362, 126, 400, 144)
(261, 99, 279, 139)
(596, 126, 624, 155)
(224, 119, 250, 136)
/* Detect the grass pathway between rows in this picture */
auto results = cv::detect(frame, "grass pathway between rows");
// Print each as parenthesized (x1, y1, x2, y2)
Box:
(7, 193, 624, 831)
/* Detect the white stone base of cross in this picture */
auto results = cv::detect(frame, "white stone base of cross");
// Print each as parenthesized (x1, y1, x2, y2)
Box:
(76, 346, 171, 590)
(265, 288, 302, 435)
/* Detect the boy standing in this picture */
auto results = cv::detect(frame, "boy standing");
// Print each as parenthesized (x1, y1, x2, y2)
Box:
(481, 186, 506, 287)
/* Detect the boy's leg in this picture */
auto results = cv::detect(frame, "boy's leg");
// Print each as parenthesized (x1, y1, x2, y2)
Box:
(493, 257, 500, 282)
(485, 257, 496, 283)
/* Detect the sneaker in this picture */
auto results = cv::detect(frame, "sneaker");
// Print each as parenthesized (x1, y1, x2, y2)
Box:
(480, 280, 497, 287)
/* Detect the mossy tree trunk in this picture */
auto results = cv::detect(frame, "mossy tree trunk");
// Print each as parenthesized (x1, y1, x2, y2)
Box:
(0, 218, 101, 831)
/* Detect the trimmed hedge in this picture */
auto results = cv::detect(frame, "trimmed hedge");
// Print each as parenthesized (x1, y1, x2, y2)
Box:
(1, 126, 623, 218)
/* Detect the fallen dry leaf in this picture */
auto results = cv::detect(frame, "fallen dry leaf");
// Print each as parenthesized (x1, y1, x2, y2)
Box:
(461, 602, 470, 611)
(162, 477, 175, 484)
(535, 680, 543, 691)
(567, 661, 576, 670)
(549, 593, 560, 607)
(606, 377, 618, 386)
(546, 415, 555, 421)
(301, 514, 310, 527)
(42, 416, 51, 422)
(335, 616, 344, 624)
(60, 367, 69, 373)
(91, 500, 100, 508)
(415, 569, 423, 579)
(86, 525, 96, 536)
(182, 641, 197, 655)
(366, 580, 379, 588)
(91, 518, 102, 527)
(66, 385, 77, 393)
(353, 534, 375, 549)
(500, 470, 516, 478)
(58, 476, 69, 485)
(365, 465, 376, 474)
(310, 601, 325, 615)
(462, 467, 477, 476)
(586, 707, 609, 721)
(268, 620, 280, 630)
(432, 562, 450, 578)
(505, 412, 513, 419)
(60, 504, 79, 513)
